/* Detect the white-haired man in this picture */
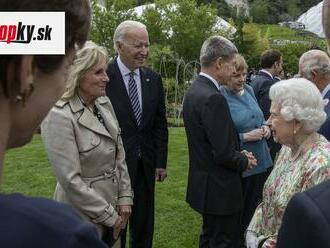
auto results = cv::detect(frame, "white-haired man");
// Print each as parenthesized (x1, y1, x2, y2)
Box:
(299, 49, 330, 140)
(183, 36, 256, 248)
(106, 20, 168, 248)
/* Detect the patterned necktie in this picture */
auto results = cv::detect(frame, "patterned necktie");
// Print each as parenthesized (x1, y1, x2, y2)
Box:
(128, 71, 142, 125)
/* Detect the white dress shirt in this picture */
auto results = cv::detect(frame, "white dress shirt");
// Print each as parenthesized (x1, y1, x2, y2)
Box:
(199, 72, 220, 91)
(117, 56, 143, 111)
(259, 69, 274, 79)
(322, 83, 330, 98)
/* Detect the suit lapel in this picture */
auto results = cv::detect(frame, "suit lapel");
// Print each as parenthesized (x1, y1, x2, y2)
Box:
(140, 67, 151, 127)
(324, 89, 330, 101)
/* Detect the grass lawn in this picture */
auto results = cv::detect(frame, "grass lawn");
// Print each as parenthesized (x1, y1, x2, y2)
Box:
(258, 24, 325, 46)
(2, 127, 201, 247)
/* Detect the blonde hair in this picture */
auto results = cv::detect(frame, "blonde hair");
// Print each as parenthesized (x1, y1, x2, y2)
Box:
(62, 41, 108, 100)
(233, 54, 248, 72)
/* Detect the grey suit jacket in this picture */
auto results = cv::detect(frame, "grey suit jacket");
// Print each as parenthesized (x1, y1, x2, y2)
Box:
(41, 95, 133, 236)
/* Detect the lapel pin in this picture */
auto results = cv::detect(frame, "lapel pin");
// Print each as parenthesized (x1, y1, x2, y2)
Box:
(146, 78, 150, 83)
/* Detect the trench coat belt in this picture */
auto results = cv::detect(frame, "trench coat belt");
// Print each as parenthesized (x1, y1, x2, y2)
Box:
(82, 169, 117, 187)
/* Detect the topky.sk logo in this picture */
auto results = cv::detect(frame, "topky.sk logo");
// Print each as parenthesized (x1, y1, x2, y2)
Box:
(0, 12, 65, 55)
(0, 22, 52, 44)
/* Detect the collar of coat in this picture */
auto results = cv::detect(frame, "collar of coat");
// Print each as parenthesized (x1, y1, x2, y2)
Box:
(55, 95, 109, 112)
(55, 95, 117, 139)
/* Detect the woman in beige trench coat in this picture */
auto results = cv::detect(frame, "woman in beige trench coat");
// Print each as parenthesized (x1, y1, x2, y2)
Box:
(41, 41, 133, 247)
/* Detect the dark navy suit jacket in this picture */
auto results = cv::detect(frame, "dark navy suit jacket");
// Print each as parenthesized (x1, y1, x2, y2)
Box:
(319, 89, 330, 141)
(183, 75, 248, 215)
(277, 179, 330, 248)
(251, 70, 281, 160)
(250, 70, 276, 120)
(0, 194, 106, 248)
(106, 58, 168, 190)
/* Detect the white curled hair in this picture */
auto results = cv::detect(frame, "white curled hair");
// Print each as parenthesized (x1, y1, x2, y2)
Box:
(269, 78, 327, 132)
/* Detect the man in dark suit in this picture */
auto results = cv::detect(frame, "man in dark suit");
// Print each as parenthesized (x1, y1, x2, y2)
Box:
(277, 179, 330, 248)
(299, 49, 330, 140)
(106, 20, 168, 248)
(251, 49, 283, 161)
(183, 36, 257, 248)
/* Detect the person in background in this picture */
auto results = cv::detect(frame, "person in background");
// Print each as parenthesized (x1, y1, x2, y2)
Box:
(183, 35, 257, 248)
(41, 41, 133, 247)
(274, 70, 284, 82)
(246, 68, 256, 85)
(221, 55, 273, 247)
(246, 78, 330, 248)
(251, 49, 283, 161)
(299, 49, 330, 141)
(276, 3, 330, 247)
(285, 72, 292, 79)
(106, 20, 168, 248)
(0, 0, 107, 247)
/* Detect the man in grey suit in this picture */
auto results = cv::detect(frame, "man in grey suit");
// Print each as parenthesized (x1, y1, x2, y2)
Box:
(183, 36, 257, 248)
(299, 49, 330, 140)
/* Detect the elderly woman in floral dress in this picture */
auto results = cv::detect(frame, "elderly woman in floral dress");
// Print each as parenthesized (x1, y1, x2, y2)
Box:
(245, 78, 330, 248)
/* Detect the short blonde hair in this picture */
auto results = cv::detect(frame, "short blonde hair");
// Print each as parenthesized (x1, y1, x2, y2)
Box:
(233, 54, 248, 72)
(62, 41, 108, 100)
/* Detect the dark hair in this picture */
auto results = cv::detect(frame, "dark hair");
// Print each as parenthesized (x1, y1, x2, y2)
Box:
(0, 0, 91, 97)
(260, 49, 282, 69)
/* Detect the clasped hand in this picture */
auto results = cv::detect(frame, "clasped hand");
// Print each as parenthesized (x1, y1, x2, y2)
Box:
(241, 150, 257, 171)
(244, 125, 271, 142)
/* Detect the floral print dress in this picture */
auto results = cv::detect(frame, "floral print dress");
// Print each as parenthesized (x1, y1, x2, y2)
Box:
(247, 134, 330, 248)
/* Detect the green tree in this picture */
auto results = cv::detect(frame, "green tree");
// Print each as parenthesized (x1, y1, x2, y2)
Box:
(299, 0, 321, 14)
(286, 0, 300, 20)
(250, 0, 269, 23)
(163, 0, 220, 62)
(89, 0, 137, 56)
(197, 0, 232, 19)
(247, 0, 321, 24)
(139, 4, 168, 46)
(236, 23, 269, 68)
(275, 42, 311, 74)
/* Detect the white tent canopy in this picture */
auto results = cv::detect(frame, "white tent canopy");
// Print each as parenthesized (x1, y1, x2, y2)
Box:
(297, 1, 324, 38)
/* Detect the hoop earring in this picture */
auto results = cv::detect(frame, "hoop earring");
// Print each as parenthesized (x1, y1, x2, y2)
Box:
(16, 83, 34, 106)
